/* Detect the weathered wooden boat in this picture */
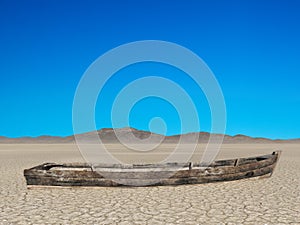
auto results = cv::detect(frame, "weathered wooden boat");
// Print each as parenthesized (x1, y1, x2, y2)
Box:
(24, 151, 281, 187)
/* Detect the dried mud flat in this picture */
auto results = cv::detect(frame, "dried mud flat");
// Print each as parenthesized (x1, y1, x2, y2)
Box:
(0, 144, 299, 224)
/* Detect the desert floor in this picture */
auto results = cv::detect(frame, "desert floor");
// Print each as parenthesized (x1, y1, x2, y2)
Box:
(0, 143, 299, 224)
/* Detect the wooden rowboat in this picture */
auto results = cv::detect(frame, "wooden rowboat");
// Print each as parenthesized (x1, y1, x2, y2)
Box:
(24, 151, 281, 187)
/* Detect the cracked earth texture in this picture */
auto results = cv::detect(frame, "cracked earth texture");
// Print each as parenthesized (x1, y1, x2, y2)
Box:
(0, 144, 299, 224)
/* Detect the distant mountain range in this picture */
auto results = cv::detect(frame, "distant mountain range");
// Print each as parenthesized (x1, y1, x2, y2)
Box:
(1, 127, 299, 144)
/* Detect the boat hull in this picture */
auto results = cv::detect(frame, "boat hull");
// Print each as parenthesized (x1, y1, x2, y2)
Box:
(24, 151, 281, 187)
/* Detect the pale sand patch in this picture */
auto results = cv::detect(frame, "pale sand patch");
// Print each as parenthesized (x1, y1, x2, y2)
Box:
(0, 144, 299, 224)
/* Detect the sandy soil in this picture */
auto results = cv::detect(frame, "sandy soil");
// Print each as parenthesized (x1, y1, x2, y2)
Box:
(0, 144, 299, 224)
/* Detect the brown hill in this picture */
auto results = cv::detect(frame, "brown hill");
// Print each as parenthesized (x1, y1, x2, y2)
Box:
(0, 127, 299, 144)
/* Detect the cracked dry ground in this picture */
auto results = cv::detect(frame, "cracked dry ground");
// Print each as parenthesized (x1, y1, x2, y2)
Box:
(0, 144, 299, 224)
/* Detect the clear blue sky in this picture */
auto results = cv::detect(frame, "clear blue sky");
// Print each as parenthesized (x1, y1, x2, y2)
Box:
(0, 0, 299, 139)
